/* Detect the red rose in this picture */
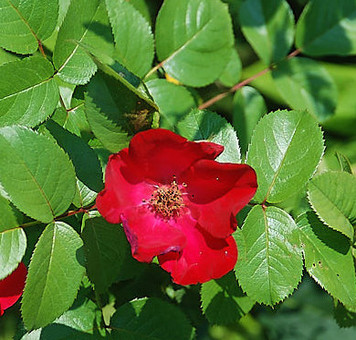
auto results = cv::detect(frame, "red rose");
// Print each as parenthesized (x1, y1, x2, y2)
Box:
(97, 129, 257, 285)
(0, 262, 27, 316)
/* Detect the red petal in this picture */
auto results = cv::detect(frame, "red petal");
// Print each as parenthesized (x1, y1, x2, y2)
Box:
(121, 206, 197, 262)
(182, 161, 257, 238)
(158, 225, 237, 285)
(128, 129, 224, 183)
(96, 149, 153, 224)
(0, 262, 27, 315)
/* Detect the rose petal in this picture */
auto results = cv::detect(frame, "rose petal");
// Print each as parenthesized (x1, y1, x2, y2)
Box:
(128, 129, 224, 182)
(96, 149, 153, 224)
(182, 161, 257, 238)
(121, 206, 197, 262)
(0, 262, 27, 316)
(158, 225, 237, 285)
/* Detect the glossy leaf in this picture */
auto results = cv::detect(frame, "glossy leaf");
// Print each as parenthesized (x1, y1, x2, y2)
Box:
(105, 0, 154, 77)
(110, 297, 195, 340)
(0, 228, 26, 280)
(146, 79, 196, 131)
(177, 109, 241, 163)
(85, 71, 154, 153)
(0, 0, 58, 54)
(0, 57, 59, 127)
(247, 110, 324, 203)
(0, 195, 23, 232)
(297, 212, 356, 312)
(307, 171, 356, 240)
(0, 126, 76, 223)
(218, 48, 242, 87)
(235, 205, 303, 306)
(82, 217, 128, 293)
(53, 0, 114, 84)
(21, 222, 86, 329)
(296, 0, 356, 56)
(233, 86, 267, 155)
(201, 271, 254, 325)
(73, 180, 98, 208)
(155, 0, 234, 87)
(20, 295, 99, 339)
(239, 0, 294, 64)
(45, 120, 103, 193)
(272, 57, 337, 121)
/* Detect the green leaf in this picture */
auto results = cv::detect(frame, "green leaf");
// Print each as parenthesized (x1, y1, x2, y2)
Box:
(73, 180, 98, 208)
(0, 126, 76, 223)
(0, 57, 59, 127)
(247, 110, 324, 203)
(235, 205, 303, 306)
(145, 79, 196, 131)
(272, 57, 337, 121)
(155, 0, 234, 87)
(82, 217, 128, 293)
(21, 222, 86, 330)
(233, 86, 267, 155)
(296, 0, 356, 56)
(297, 212, 356, 312)
(45, 120, 103, 193)
(0, 0, 58, 54)
(0, 228, 26, 280)
(201, 271, 254, 325)
(307, 171, 356, 240)
(85, 71, 154, 153)
(218, 48, 242, 87)
(239, 0, 294, 64)
(105, 0, 154, 78)
(53, 0, 114, 84)
(177, 109, 241, 163)
(110, 297, 195, 340)
(0, 195, 23, 232)
(334, 301, 356, 328)
(20, 290, 99, 339)
(335, 152, 353, 174)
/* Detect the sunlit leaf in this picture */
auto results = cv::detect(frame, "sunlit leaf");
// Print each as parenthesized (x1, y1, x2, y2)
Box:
(155, 0, 234, 87)
(235, 205, 303, 306)
(21, 222, 85, 329)
(0, 126, 76, 223)
(0, 57, 59, 128)
(247, 110, 324, 203)
(307, 171, 356, 240)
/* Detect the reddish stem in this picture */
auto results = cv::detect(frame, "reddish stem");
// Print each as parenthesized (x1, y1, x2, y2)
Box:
(198, 48, 302, 110)
(38, 40, 46, 59)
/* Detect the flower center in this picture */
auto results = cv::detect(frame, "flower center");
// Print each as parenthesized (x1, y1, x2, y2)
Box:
(148, 180, 185, 219)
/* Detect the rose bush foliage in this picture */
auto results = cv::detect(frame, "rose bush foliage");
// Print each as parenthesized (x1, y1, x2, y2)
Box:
(0, 0, 356, 338)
